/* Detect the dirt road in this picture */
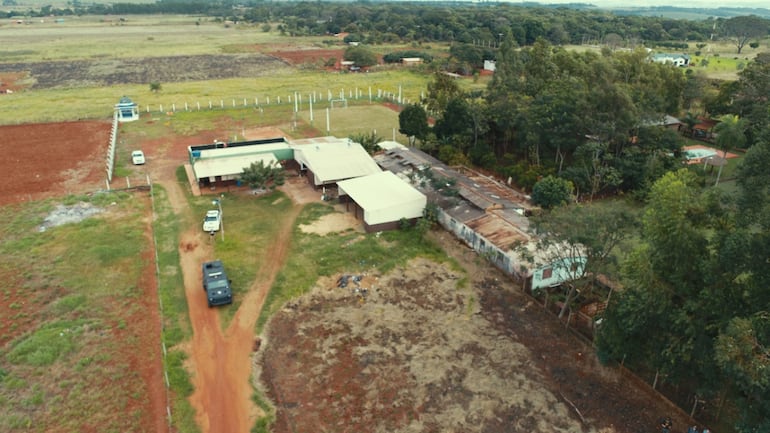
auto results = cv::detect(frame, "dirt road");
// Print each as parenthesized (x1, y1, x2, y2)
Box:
(148, 139, 302, 432)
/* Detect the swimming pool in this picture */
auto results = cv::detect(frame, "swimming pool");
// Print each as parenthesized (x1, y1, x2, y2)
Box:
(683, 148, 717, 160)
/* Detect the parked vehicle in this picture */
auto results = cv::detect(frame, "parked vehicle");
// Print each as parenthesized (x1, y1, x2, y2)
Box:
(202, 260, 232, 307)
(131, 150, 145, 165)
(202, 209, 221, 232)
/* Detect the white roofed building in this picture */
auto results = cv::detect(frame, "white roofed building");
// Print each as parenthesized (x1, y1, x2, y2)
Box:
(337, 171, 426, 232)
(193, 151, 278, 181)
(187, 137, 291, 189)
(291, 137, 382, 187)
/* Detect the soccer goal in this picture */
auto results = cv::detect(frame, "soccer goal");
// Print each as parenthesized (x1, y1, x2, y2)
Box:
(330, 98, 348, 109)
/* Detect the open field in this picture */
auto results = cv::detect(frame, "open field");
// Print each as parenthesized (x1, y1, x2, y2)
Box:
(0, 192, 166, 433)
(0, 16, 296, 61)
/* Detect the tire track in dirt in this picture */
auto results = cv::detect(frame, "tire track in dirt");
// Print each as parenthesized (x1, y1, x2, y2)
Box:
(183, 203, 302, 433)
(146, 128, 303, 433)
(156, 159, 301, 432)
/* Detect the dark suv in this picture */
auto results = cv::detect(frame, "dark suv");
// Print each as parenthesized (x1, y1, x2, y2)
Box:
(202, 260, 233, 307)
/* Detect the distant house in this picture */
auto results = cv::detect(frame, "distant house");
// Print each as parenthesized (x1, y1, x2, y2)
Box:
(401, 57, 423, 66)
(642, 114, 682, 131)
(483, 60, 496, 72)
(650, 53, 690, 67)
(114, 96, 139, 122)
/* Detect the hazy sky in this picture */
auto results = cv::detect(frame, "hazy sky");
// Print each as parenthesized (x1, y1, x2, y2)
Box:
(512, 0, 769, 8)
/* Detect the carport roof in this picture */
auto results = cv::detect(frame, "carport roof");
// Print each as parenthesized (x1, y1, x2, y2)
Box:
(337, 171, 425, 211)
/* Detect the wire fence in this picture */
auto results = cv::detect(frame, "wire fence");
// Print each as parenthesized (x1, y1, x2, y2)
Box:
(139, 86, 417, 115)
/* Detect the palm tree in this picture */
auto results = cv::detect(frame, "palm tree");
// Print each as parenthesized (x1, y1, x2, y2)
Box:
(681, 112, 699, 138)
(712, 114, 747, 186)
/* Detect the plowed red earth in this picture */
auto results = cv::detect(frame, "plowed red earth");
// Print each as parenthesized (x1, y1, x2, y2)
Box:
(268, 48, 345, 67)
(257, 231, 700, 433)
(0, 121, 109, 206)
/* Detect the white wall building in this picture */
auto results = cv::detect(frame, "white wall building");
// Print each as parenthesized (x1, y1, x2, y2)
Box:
(292, 137, 382, 187)
(337, 171, 427, 232)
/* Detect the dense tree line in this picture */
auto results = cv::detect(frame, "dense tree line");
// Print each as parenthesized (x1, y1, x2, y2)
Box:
(4, 1, 768, 54)
(404, 46, 770, 430)
(404, 39, 689, 198)
(596, 142, 770, 431)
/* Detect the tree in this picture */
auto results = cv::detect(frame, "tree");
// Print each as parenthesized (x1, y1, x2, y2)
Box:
(433, 97, 471, 141)
(714, 314, 770, 432)
(531, 175, 573, 209)
(398, 104, 428, 146)
(527, 203, 635, 318)
(423, 72, 462, 115)
(343, 45, 377, 67)
(240, 160, 285, 190)
(149, 82, 162, 93)
(349, 131, 381, 155)
(721, 15, 770, 54)
(597, 169, 712, 384)
(731, 53, 770, 143)
(681, 112, 699, 137)
(713, 114, 747, 186)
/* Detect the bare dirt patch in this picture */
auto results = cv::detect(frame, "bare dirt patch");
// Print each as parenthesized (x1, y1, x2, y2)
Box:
(0, 121, 110, 206)
(0, 54, 290, 89)
(297, 206, 363, 235)
(0, 71, 28, 92)
(268, 48, 345, 68)
(258, 231, 695, 433)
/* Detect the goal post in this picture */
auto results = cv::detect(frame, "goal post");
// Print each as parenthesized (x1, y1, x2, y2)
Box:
(330, 98, 348, 109)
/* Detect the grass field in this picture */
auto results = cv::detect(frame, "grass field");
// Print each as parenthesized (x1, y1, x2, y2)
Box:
(0, 192, 162, 433)
(0, 16, 293, 61)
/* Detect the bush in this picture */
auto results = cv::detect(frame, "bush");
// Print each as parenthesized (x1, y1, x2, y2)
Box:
(531, 175, 574, 209)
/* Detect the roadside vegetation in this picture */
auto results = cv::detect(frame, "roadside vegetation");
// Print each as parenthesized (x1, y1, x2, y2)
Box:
(151, 181, 198, 433)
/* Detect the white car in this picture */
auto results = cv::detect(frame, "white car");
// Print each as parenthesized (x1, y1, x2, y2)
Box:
(131, 150, 146, 165)
(203, 209, 221, 232)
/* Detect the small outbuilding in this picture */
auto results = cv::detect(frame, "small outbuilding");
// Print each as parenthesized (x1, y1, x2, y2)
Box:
(337, 171, 427, 232)
(115, 96, 139, 122)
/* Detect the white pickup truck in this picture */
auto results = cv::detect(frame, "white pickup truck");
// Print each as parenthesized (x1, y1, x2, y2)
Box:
(202, 209, 221, 232)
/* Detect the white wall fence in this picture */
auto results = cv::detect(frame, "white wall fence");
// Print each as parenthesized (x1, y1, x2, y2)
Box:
(141, 86, 417, 114)
(105, 113, 119, 184)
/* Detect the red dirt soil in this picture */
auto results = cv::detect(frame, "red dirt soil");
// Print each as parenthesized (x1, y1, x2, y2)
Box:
(0, 120, 167, 433)
(0, 121, 110, 205)
(268, 48, 346, 68)
(0, 72, 27, 93)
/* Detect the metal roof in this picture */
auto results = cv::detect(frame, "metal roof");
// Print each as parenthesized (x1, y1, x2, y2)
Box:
(292, 137, 381, 184)
(337, 171, 425, 212)
(193, 153, 277, 180)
